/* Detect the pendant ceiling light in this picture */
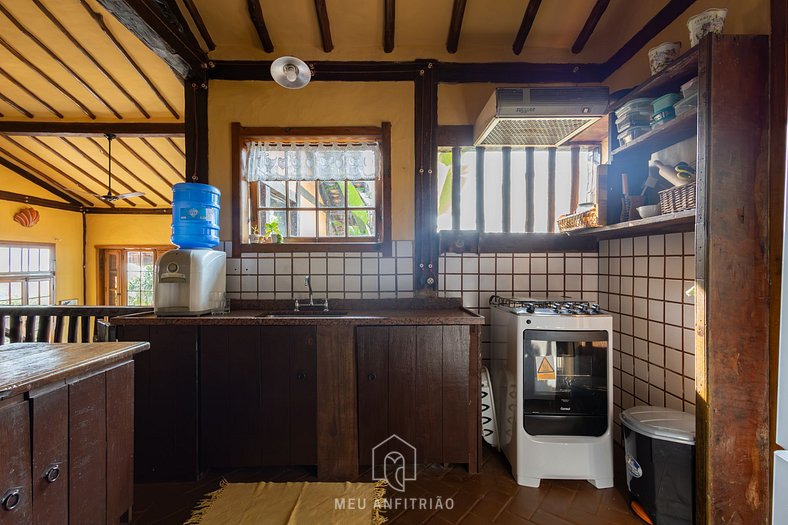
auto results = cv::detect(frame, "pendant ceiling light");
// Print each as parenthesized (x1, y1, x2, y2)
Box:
(270, 56, 312, 89)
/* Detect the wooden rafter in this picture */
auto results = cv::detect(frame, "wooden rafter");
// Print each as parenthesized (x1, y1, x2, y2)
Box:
(0, 154, 86, 206)
(0, 138, 106, 206)
(446, 0, 467, 54)
(0, 91, 33, 119)
(166, 137, 185, 158)
(80, 0, 179, 119)
(247, 0, 273, 52)
(513, 0, 542, 55)
(572, 0, 609, 54)
(0, 66, 63, 119)
(115, 137, 178, 188)
(383, 0, 395, 53)
(163, 0, 202, 52)
(87, 137, 173, 204)
(139, 137, 184, 180)
(29, 0, 151, 119)
(0, 121, 183, 136)
(0, 190, 81, 212)
(0, 2, 123, 119)
(181, 0, 215, 51)
(0, 35, 95, 119)
(314, 0, 334, 53)
(95, 0, 206, 78)
(603, 0, 697, 73)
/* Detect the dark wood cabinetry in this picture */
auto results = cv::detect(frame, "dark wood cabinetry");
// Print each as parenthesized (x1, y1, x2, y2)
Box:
(357, 325, 476, 467)
(29, 385, 68, 525)
(0, 399, 32, 525)
(200, 326, 317, 468)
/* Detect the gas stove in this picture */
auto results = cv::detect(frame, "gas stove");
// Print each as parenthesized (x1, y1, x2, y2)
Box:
(490, 296, 603, 316)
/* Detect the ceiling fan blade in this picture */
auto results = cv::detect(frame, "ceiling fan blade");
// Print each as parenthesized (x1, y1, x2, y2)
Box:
(71, 188, 102, 197)
(109, 191, 145, 200)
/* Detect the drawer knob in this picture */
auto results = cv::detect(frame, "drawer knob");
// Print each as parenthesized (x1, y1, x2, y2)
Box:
(368, 373, 376, 381)
(1, 489, 20, 511)
(45, 464, 61, 483)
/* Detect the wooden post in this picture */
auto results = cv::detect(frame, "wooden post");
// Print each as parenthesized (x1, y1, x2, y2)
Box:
(185, 81, 208, 184)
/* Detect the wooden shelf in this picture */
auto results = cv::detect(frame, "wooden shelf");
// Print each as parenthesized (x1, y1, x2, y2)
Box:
(611, 108, 697, 157)
(571, 209, 695, 239)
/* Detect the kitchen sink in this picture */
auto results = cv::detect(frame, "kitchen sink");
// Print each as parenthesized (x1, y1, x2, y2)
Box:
(257, 310, 350, 318)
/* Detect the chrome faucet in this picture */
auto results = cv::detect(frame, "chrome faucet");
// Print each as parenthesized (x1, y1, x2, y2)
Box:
(305, 275, 314, 305)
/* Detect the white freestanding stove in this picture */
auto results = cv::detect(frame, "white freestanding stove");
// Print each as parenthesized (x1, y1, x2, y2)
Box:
(490, 296, 614, 488)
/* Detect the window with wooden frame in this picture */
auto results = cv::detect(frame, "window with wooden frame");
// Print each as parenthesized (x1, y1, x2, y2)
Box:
(0, 242, 55, 305)
(98, 247, 170, 306)
(232, 123, 392, 255)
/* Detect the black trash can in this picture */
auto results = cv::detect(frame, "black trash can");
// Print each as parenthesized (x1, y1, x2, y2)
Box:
(620, 406, 695, 525)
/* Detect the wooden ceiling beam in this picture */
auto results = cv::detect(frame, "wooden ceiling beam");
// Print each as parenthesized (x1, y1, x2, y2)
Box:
(0, 35, 96, 119)
(85, 207, 171, 215)
(0, 3, 123, 119)
(0, 190, 82, 212)
(139, 137, 184, 181)
(0, 154, 86, 206)
(512, 0, 542, 55)
(95, 0, 207, 78)
(314, 0, 334, 53)
(0, 66, 63, 119)
(246, 0, 273, 53)
(446, 0, 467, 54)
(166, 137, 185, 158)
(80, 0, 179, 119)
(383, 0, 395, 53)
(30, 0, 151, 119)
(603, 0, 697, 74)
(115, 137, 178, 189)
(88, 137, 173, 204)
(572, 0, 609, 54)
(0, 91, 33, 119)
(181, 0, 215, 51)
(163, 0, 202, 52)
(0, 121, 183, 137)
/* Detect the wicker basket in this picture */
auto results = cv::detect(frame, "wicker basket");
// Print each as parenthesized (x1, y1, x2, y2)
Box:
(558, 207, 600, 232)
(659, 182, 696, 214)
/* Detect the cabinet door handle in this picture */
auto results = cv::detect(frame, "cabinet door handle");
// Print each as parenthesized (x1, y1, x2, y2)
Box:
(45, 464, 61, 483)
(1, 489, 20, 511)
(368, 373, 376, 381)
(296, 371, 307, 380)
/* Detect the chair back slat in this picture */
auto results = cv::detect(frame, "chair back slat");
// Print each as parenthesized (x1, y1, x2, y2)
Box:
(66, 316, 78, 343)
(80, 316, 90, 343)
(9, 316, 22, 343)
(54, 316, 65, 343)
(0, 315, 6, 345)
(24, 316, 36, 342)
(37, 316, 51, 342)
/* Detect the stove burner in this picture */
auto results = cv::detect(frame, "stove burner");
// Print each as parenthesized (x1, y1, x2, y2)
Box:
(490, 296, 602, 315)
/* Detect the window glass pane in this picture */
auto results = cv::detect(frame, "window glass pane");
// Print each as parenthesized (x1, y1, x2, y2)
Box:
(28, 280, 39, 299)
(437, 149, 453, 231)
(10, 282, 22, 304)
(260, 210, 287, 237)
(260, 181, 286, 208)
(483, 149, 503, 233)
(10, 247, 21, 272)
(555, 150, 573, 223)
(317, 181, 346, 208)
(20, 248, 29, 272)
(0, 248, 8, 272)
(29, 249, 40, 272)
(0, 282, 9, 304)
(510, 150, 526, 233)
(459, 148, 477, 230)
(533, 149, 549, 233)
(348, 210, 375, 237)
(348, 181, 375, 208)
(288, 210, 317, 237)
(319, 210, 346, 237)
(39, 249, 51, 272)
(288, 181, 317, 208)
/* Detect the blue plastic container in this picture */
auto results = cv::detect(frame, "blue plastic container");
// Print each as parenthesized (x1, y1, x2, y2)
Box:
(171, 183, 221, 248)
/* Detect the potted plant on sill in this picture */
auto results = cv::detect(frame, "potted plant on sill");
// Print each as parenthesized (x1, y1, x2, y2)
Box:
(265, 220, 283, 243)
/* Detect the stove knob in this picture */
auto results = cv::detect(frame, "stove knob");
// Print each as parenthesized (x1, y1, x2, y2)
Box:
(526, 303, 535, 314)
(590, 304, 600, 313)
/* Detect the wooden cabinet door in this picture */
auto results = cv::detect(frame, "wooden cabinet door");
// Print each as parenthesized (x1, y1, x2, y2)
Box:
(0, 399, 32, 525)
(288, 327, 317, 466)
(356, 327, 390, 464)
(69, 372, 107, 525)
(106, 362, 134, 524)
(258, 326, 298, 466)
(440, 326, 470, 464)
(30, 385, 68, 525)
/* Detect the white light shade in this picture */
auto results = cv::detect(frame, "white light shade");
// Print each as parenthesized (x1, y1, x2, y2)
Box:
(270, 56, 311, 89)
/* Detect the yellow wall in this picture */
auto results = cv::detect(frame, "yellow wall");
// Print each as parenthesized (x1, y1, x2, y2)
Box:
(606, 0, 770, 91)
(0, 169, 83, 303)
(208, 80, 415, 240)
(84, 214, 172, 304)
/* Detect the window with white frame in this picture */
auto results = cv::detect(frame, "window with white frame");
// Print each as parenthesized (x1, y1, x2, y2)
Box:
(0, 243, 55, 305)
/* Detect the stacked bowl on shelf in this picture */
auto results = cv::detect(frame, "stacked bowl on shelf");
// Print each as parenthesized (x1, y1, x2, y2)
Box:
(615, 98, 654, 147)
(674, 77, 698, 116)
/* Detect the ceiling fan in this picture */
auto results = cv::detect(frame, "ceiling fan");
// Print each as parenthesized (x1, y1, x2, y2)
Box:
(77, 133, 145, 203)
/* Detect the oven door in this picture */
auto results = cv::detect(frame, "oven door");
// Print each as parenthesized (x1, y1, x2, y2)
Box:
(522, 329, 608, 436)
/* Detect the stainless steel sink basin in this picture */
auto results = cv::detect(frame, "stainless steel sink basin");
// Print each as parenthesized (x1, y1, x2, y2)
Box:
(257, 310, 349, 318)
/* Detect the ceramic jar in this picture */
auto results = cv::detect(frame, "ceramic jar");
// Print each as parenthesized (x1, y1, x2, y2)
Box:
(687, 8, 728, 47)
(648, 42, 681, 74)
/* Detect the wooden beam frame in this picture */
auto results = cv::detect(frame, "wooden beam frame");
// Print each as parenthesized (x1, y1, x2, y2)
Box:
(446, 0, 467, 54)
(0, 66, 63, 119)
(95, 0, 206, 78)
(181, 0, 215, 51)
(163, 0, 202, 52)
(602, 0, 697, 74)
(0, 122, 184, 136)
(247, 0, 273, 53)
(0, 155, 85, 206)
(0, 91, 33, 119)
(166, 137, 185, 158)
(185, 82, 208, 183)
(512, 0, 542, 55)
(572, 0, 609, 54)
(0, 190, 81, 212)
(79, 0, 179, 119)
(383, 0, 395, 53)
(115, 137, 178, 188)
(313, 0, 334, 53)
(139, 137, 183, 180)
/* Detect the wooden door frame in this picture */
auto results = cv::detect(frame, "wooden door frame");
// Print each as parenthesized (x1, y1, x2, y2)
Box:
(96, 246, 171, 306)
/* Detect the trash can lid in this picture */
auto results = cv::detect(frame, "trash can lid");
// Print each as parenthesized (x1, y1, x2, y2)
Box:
(620, 406, 695, 445)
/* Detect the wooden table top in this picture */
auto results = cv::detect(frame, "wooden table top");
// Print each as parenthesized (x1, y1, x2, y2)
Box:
(0, 341, 149, 399)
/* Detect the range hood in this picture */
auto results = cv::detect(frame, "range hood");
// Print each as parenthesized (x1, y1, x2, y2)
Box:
(473, 87, 610, 147)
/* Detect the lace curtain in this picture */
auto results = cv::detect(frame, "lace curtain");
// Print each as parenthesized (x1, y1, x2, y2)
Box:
(244, 141, 379, 182)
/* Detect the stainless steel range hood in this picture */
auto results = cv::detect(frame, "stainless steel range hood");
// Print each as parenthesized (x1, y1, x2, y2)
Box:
(473, 87, 610, 147)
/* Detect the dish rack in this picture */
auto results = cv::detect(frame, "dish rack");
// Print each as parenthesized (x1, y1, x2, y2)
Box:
(558, 206, 601, 232)
(658, 182, 696, 214)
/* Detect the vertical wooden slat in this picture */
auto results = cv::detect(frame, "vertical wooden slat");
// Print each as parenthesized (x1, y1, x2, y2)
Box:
(53, 316, 65, 343)
(0, 314, 5, 345)
(547, 147, 557, 233)
(289, 327, 317, 466)
(502, 146, 511, 233)
(66, 316, 78, 343)
(525, 147, 535, 232)
(469, 324, 482, 473)
(570, 146, 581, 212)
(258, 327, 289, 466)
(475, 146, 485, 232)
(106, 361, 134, 523)
(80, 316, 90, 342)
(442, 326, 469, 463)
(388, 326, 417, 450)
(451, 146, 461, 230)
(24, 315, 36, 342)
(36, 315, 51, 342)
(357, 327, 390, 464)
(9, 315, 22, 342)
(416, 326, 443, 462)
